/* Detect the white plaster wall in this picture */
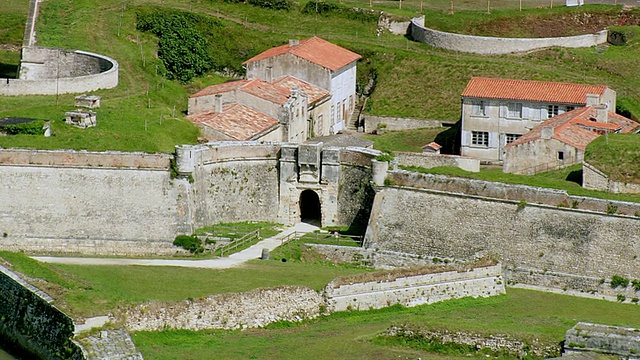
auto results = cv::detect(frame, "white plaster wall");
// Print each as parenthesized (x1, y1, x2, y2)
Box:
(330, 62, 357, 129)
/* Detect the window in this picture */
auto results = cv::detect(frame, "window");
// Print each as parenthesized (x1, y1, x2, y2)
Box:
(558, 151, 564, 160)
(472, 101, 486, 116)
(507, 103, 523, 118)
(547, 105, 559, 118)
(471, 131, 489, 147)
(566, 105, 575, 112)
(505, 133, 521, 144)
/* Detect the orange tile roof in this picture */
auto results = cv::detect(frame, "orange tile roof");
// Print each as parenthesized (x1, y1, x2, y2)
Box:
(241, 79, 291, 105)
(186, 104, 279, 141)
(506, 107, 639, 151)
(462, 77, 609, 105)
(191, 80, 250, 98)
(243, 37, 361, 71)
(272, 75, 330, 104)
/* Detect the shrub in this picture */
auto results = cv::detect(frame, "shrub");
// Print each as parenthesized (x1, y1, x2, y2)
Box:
(376, 151, 394, 162)
(173, 234, 204, 253)
(617, 294, 626, 302)
(247, 0, 295, 10)
(611, 275, 630, 288)
(301, 1, 379, 22)
(606, 202, 618, 215)
(632, 279, 640, 291)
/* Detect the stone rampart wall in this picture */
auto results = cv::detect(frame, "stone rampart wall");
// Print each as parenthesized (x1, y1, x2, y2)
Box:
(123, 286, 324, 331)
(0, 149, 170, 169)
(324, 264, 504, 311)
(388, 170, 640, 216)
(409, 16, 608, 54)
(364, 114, 443, 133)
(1, 49, 119, 96)
(396, 152, 480, 172)
(565, 322, 640, 357)
(364, 186, 640, 292)
(0, 265, 83, 360)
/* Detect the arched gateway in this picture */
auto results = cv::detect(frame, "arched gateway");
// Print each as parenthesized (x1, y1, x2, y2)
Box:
(299, 189, 321, 226)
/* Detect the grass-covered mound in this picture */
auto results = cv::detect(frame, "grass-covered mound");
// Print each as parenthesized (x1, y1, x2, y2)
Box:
(585, 133, 640, 184)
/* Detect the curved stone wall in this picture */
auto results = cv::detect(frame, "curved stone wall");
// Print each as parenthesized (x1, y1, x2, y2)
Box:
(409, 16, 608, 54)
(0, 48, 119, 96)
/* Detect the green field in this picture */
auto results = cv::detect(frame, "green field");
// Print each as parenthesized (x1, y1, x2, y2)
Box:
(131, 288, 639, 359)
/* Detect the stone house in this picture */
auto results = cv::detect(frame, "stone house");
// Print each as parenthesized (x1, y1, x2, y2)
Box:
(503, 106, 638, 174)
(460, 77, 616, 161)
(243, 37, 361, 134)
(187, 78, 312, 143)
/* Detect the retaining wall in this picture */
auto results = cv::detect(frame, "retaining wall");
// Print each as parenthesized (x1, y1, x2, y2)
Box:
(0, 49, 119, 96)
(0, 265, 83, 360)
(396, 151, 480, 172)
(583, 161, 640, 194)
(123, 286, 324, 331)
(565, 322, 640, 357)
(409, 16, 608, 54)
(363, 114, 443, 133)
(364, 185, 640, 292)
(324, 264, 504, 311)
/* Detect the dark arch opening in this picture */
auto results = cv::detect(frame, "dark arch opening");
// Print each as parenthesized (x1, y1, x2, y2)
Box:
(300, 190, 321, 226)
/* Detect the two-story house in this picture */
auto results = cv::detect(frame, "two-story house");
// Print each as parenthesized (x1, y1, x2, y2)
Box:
(243, 37, 361, 134)
(460, 77, 616, 161)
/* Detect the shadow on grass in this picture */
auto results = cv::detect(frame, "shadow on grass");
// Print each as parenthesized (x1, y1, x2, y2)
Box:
(0, 62, 19, 79)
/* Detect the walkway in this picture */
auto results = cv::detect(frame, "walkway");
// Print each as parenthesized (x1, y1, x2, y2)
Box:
(32, 222, 318, 269)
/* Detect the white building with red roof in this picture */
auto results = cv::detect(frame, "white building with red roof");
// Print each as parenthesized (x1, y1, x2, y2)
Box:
(460, 77, 617, 161)
(243, 37, 361, 133)
(503, 105, 638, 174)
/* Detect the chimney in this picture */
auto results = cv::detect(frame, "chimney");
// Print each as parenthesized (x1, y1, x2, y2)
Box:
(215, 94, 223, 114)
(586, 94, 600, 106)
(266, 66, 272, 83)
(289, 39, 299, 47)
(595, 104, 608, 123)
(541, 126, 554, 140)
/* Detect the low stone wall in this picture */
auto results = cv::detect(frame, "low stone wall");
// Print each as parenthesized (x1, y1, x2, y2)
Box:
(123, 286, 324, 331)
(0, 149, 171, 169)
(565, 322, 640, 357)
(396, 151, 480, 172)
(323, 264, 504, 312)
(409, 16, 608, 54)
(77, 329, 143, 360)
(388, 169, 640, 216)
(583, 161, 640, 194)
(0, 48, 119, 96)
(0, 265, 83, 360)
(385, 325, 561, 358)
(363, 114, 443, 133)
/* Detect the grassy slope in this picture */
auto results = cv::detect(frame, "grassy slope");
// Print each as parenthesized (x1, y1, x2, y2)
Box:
(131, 288, 640, 359)
(585, 133, 640, 184)
(362, 127, 449, 152)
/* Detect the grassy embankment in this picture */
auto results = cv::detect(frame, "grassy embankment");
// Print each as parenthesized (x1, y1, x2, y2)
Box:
(1, 1, 640, 150)
(585, 134, 640, 184)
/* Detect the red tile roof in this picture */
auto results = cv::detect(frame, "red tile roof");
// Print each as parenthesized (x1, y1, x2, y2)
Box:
(272, 75, 330, 104)
(506, 107, 639, 151)
(243, 37, 361, 71)
(462, 77, 609, 105)
(422, 142, 442, 150)
(191, 79, 291, 105)
(191, 80, 249, 98)
(186, 104, 279, 141)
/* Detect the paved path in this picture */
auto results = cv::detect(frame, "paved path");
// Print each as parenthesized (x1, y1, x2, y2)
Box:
(33, 222, 318, 269)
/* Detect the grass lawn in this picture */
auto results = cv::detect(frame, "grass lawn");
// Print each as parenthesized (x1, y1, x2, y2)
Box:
(131, 287, 640, 359)
(0, 251, 371, 318)
(362, 127, 450, 152)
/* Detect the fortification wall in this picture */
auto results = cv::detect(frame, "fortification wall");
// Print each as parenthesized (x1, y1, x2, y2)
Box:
(396, 152, 480, 172)
(0, 49, 119, 96)
(324, 264, 504, 311)
(0, 265, 83, 360)
(364, 186, 640, 292)
(583, 161, 640, 194)
(409, 16, 608, 54)
(363, 114, 443, 133)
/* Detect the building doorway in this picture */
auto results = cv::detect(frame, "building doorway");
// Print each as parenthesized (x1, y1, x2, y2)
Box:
(299, 190, 321, 226)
